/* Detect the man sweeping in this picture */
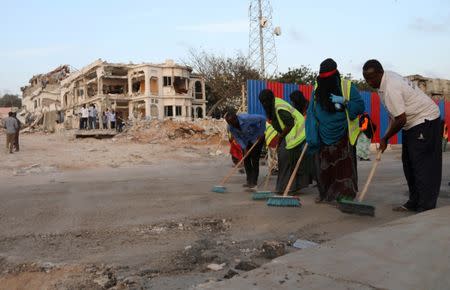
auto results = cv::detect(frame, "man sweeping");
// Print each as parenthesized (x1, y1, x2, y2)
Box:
(225, 111, 265, 191)
(363, 59, 442, 213)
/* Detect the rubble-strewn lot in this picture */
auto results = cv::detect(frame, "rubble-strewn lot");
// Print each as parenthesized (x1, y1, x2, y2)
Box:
(0, 123, 449, 289)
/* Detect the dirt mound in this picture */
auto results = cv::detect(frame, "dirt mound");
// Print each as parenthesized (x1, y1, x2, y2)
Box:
(114, 118, 227, 146)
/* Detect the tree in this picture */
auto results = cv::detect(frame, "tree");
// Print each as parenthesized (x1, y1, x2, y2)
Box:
(0, 94, 21, 107)
(186, 49, 260, 117)
(343, 73, 374, 91)
(275, 66, 317, 85)
(276, 69, 373, 91)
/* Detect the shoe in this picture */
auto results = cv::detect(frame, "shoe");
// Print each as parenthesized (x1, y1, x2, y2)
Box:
(246, 185, 258, 192)
(242, 183, 250, 187)
(392, 205, 416, 212)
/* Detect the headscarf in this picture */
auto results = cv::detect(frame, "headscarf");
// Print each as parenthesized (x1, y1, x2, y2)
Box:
(289, 90, 308, 115)
(259, 89, 275, 120)
(315, 58, 342, 113)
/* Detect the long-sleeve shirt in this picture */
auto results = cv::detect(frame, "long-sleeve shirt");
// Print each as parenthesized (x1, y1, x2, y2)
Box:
(228, 114, 266, 150)
(3, 116, 18, 134)
(308, 84, 365, 145)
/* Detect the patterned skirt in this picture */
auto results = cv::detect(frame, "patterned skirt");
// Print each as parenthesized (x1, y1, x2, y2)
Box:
(356, 133, 371, 160)
(316, 136, 358, 202)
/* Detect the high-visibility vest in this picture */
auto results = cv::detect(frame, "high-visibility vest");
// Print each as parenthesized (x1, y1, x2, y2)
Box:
(314, 78, 360, 146)
(265, 122, 278, 147)
(274, 98, 306, 149)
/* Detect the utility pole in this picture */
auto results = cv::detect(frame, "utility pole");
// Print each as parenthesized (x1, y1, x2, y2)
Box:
(248, 0, 280, 79)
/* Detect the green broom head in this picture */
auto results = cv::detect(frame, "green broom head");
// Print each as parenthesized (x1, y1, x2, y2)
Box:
(252, 191, 274, 200)
(267, 196, 301, 207)
(338, 199, 375, 217)
(212, 185, 226, 193)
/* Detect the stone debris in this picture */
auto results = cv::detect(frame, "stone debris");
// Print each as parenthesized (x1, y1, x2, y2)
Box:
(113, 118, 226, 146)
(207, 263, 226, 271)
(223, 269, 239, 279)
(234, 261, 259, 271)
(261, 241, 286, 259)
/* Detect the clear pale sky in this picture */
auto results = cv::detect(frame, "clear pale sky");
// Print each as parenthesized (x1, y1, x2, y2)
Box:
(1, 0, 449, 94)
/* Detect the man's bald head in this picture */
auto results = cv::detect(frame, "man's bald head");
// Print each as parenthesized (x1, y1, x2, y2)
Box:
(363, 59, 384, 89)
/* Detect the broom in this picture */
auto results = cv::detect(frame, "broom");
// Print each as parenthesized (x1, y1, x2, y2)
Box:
(252, 151, 277, 200)
(338, 150, 381, 216)
(266, 143, 308, 207)
(212, 138, 261, 193)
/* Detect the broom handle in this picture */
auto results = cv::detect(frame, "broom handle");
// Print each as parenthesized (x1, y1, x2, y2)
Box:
(282, 143, 308, 197)
(219, 138, 261, 185)
(357, 150, 382, 202)
(263, 147, 277, 190)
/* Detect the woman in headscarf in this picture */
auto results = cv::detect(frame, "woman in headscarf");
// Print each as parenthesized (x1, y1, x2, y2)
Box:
(306, 58, 365, 203)
(289, 90, 316, 187)
(259, 89, 308, 194)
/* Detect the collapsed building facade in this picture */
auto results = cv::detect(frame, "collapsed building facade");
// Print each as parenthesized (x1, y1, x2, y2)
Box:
(20, 59, 207, 130)
(21, 65, 70, 113)
(60, 59, 206, 128)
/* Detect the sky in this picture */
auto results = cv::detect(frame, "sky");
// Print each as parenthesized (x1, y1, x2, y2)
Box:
(1, 0, 449, 95)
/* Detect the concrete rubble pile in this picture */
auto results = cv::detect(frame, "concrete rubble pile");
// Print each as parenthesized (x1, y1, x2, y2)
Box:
(114, 117, 227, 145)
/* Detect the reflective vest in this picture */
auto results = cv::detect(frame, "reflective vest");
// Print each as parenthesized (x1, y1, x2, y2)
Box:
(314, 78, 360, 146)
(274, 98, 306, 149)
(265, 122, 278, 147)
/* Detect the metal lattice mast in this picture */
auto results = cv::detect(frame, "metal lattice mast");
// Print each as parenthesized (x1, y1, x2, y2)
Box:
(248, 0, 279, 79)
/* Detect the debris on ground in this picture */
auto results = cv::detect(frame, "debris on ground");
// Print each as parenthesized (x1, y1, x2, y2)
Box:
(234, 261, 259, 271)
(206, 263, 226, 271)
(292, 239, 319, 249)
(223, 269, 239, 279)
(261, 241, 286, 259)
(113, 118, 227, 146)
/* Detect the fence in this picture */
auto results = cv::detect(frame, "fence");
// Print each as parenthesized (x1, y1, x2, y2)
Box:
(247, 80, 449, 144)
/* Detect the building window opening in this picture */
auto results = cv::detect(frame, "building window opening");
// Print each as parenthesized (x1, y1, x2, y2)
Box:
(163, 76, 172, 87)
(174, 77, 188, 94)
(164, 106, 173, 117)
(195, 81, 202, 99)
(175, 106, 182, 116)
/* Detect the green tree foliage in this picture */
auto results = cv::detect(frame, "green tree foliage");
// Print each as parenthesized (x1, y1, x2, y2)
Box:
(0, 94, 22, 107)
(275, 66, 317, 85)
(186, 49, 260, 117)
(276, 68, 373, 91)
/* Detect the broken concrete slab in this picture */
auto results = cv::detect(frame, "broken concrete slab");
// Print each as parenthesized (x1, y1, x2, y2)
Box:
(196, 206, 450, 290)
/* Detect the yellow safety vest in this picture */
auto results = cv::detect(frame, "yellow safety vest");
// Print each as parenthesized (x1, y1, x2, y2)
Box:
(274, 98, 306, 149)
(314, 79, 360, 146)
(265, 122, 278, 147)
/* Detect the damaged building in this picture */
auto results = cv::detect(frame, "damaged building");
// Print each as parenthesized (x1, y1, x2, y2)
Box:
(406, 74, 450, 101)
(60, 59, 206, 129)
(21, 65, 70, 113)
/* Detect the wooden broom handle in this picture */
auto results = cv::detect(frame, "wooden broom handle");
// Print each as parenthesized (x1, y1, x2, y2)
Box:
(220, 138, 261, 185)
(282, 143, 308, 197)
(357, 150, 382, 202)
(262, 147, 278, 190)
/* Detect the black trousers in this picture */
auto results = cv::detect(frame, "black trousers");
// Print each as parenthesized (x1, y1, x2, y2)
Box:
(244, 140, 264, 186)
(402, 118, 442, 212)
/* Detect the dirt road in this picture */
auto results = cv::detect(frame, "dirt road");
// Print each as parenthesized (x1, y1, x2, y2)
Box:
(0, 134, 449, 289)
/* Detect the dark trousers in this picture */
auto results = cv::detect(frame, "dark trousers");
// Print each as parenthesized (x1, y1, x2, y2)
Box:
(81, 118, 88, 129)
(276, 139, 290, 192)
(244, 140, 264, 186)
(402, 118, 442, 212)
(14, 132, 19, 151)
